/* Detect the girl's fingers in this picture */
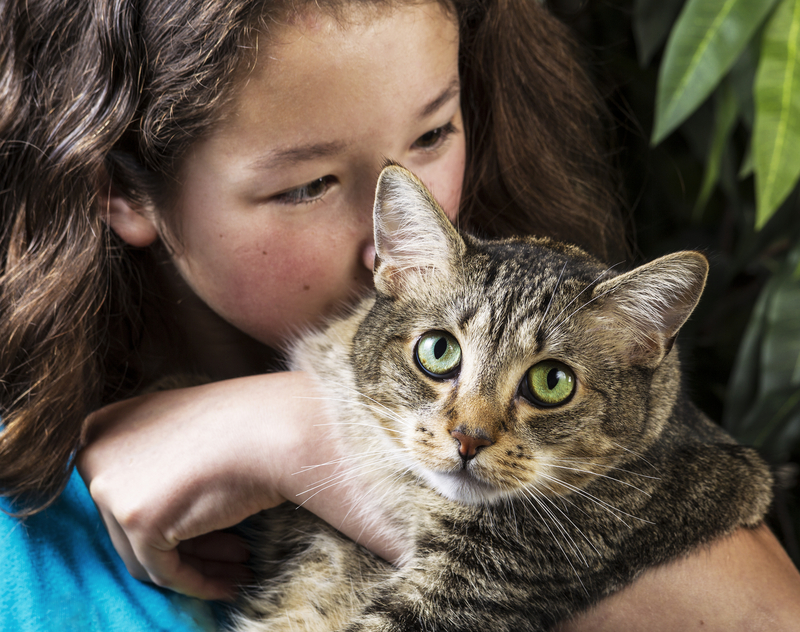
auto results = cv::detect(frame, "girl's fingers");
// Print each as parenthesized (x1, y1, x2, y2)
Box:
(138, 545, 238, 601)
(180, 553, 254, 595)
(177, 531, 250, 563)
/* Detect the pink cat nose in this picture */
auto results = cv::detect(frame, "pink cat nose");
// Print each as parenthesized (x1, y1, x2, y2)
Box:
(450, 429, 493, 460)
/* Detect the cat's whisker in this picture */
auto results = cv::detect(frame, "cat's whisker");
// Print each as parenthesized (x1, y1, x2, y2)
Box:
(536, 479, 593, 521)
(517, 489, 589, 595)
(300, 377, 413, 426)
(343, 466, 416, 547)
(544, 262, 623, 336)
(296, 448, 415, 505)
(535, 261, 567, 340)
(520, 486, 588, 567)
(546, 280, 621, 339)
(502, 496, 521, 543)
(294, 448, 400, 473)
(538, 473, 654, 526)
(543, 458, 661, 480)
(296, 454, 397, 497)
(609, 442, 660, 472)
(312, 421, 404, 435)
(296, 394, 411, 428)
(521, 480, 603, 559)
(542, 464, 652, 496)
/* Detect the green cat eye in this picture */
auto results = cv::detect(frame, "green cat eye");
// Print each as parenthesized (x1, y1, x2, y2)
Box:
(524, 360, 576, 407)
(415, 331, 461, 378)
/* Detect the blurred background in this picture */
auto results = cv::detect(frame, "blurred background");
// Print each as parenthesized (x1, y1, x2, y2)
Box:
(547, 0, 800, 563)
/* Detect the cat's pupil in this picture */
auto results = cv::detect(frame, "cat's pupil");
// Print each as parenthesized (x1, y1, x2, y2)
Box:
(547, 369, 561, 390)
(434, 337, 447, 359)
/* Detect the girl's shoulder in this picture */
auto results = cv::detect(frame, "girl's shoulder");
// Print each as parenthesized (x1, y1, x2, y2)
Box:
(0, 469, 221, 632)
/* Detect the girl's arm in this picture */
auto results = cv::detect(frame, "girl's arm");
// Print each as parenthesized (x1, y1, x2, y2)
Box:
(557, 524, 800, 631)
(77, 371, 404, 601)
(80, 373, 800, 624)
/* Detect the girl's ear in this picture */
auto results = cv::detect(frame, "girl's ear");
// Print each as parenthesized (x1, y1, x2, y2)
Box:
(97, 179, 159, 248)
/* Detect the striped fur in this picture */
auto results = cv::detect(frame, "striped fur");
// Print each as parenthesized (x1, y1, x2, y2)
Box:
(230, 167, 772, 632)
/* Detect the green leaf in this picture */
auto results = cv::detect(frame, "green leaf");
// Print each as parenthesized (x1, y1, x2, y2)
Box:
(736, 386, 800, 461)
(694, 78, 739, 219)
(729, 35, 761, 128)
(739, 143, 755, 178)
(725, 240, 800, 452)
(760, 241, 800, 393)
(653, 0, 780, 145)
(724, 274, 771, 436)
(633, 0, 685, 67)
(753, 0, 800, 228)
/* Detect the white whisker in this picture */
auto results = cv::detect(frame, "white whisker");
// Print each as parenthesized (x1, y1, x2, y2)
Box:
(609, 442, 659, 471)
(294, 448, 399, 474)
(544, 263, 623, 337)
(547, 280, 622, 339)
(296, 454, 397, 500)
(296, 395, 411, 428)
(535, 261, 567, 340)
(517, 489, 588, 595)
(520, 481, 603, 559)
(543, 458, 660, 480)
(538, 473, 653, 526)
(543, 464, 652, 496)
(312, 421, 403, 435)
(521, 487, 587, 566)
(302, 378, 411, 427)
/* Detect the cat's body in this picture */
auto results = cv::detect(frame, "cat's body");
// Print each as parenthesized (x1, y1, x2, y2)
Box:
(229, 166, 772, 632)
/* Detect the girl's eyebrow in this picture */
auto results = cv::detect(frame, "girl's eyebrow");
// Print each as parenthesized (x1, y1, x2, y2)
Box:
(417, 77, 460, 119)
(248, 77, 461, 173)
(249, 140, 349, 171)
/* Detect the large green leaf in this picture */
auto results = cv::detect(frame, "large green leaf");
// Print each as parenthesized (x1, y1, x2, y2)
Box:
(724, 240, 800, 455)
(694, 78, 739, 218)
(736, 386, 800, 461)
(652, 0, 779, 145)
(724, 271, 771, 436)
(760, 241, 800, 393)
(753, 0, 800, 228)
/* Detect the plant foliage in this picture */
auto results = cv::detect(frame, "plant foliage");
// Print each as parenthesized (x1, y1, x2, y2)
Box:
(550, 0, 800, 561)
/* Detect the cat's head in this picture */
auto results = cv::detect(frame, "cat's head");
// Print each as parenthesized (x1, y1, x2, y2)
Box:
(352, 165, 708, 506)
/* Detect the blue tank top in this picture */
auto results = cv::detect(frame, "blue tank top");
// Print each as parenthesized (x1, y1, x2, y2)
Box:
(1, 468, 221, 631)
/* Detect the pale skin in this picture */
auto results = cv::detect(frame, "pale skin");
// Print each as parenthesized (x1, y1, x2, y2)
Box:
(77, 1, 800, 628)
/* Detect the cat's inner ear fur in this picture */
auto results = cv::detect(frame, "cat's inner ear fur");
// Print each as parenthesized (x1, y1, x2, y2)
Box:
(372, 165, 465, 296)
(589, 251, 709, 367)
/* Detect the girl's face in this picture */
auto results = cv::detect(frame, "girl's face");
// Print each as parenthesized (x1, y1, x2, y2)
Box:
(164, 2, 464, 348)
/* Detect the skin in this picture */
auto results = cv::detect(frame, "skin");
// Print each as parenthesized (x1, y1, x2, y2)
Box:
(79, 0, 800, 626)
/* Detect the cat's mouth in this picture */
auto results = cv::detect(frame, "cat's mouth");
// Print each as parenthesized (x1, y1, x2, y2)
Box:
(421, 468, 506, 505)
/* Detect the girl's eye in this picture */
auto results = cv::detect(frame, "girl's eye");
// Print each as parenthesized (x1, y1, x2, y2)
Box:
(415, 330, 461, 379)
(521, 360, 576, 407)
(413, 122, 456, 150)
(273, 176, 336, 205)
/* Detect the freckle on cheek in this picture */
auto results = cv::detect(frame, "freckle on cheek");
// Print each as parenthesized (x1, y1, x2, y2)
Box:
(303, 285, 311, 291)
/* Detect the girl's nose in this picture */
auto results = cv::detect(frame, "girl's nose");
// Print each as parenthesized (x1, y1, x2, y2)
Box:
(361, 242, 376, 272)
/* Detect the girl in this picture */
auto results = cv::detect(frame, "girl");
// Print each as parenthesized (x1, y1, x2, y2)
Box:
(1, 0, 798, 630)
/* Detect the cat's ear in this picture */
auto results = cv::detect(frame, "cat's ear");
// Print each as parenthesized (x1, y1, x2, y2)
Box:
(372, 164, 465, 296)
(590, 251, 708, 367)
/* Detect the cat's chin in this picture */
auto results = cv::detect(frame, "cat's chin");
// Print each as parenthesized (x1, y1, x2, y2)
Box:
(421, 470, 508, 506)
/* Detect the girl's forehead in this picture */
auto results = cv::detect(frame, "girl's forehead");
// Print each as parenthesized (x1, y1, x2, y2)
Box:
(258, 1, 457, 65)
(216, 2, 460, 143)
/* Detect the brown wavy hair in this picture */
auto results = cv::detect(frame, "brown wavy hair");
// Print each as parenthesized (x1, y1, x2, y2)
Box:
(0, 0, 625, 513)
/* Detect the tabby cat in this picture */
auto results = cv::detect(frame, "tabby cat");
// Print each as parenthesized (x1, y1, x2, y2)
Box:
(230, 165, 772, 632)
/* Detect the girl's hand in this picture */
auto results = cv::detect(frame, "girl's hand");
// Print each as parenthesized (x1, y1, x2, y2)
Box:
(78, 372, 336, 601)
